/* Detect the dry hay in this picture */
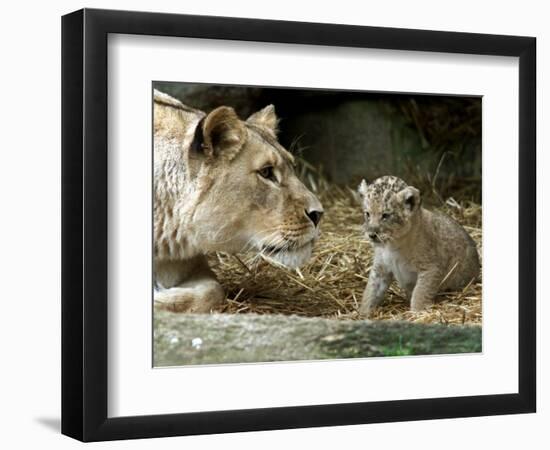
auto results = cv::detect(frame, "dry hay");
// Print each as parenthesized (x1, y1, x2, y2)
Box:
(208, 167, 482, 326)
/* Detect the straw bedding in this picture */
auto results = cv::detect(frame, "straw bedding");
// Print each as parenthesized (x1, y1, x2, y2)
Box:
(208, 168, 482, 326)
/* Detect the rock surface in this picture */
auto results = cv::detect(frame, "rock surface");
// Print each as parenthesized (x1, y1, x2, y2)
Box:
(154, 312, 481, 366)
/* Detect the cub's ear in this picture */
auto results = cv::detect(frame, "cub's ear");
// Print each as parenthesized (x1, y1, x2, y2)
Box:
(247, 104, 279, 136)
(201, 106, 246, 160)
(358, 179, 368, 197)
(398, 186, 421, 211)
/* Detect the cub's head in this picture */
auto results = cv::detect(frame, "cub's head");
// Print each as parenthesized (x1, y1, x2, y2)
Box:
(358, 176, 421, 245)
(190, 104, 323, 268)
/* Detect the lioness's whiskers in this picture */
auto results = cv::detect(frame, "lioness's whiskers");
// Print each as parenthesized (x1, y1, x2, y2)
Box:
(240, 227, 282, 254)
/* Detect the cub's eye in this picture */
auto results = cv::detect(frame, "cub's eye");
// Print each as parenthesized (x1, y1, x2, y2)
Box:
(364, 211, 370, 219)
(381, 213, 391, 220)
(258, 166, 277, 182)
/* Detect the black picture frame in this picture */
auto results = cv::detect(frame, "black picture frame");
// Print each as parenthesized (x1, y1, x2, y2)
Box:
(62, 8, 536, 442)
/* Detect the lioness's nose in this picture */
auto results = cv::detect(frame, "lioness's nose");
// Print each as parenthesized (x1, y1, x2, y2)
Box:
(305, 209, 323, 227)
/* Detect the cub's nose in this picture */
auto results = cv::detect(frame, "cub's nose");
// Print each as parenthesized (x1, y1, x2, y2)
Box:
(305, 209, 323, 227)
(368, 233, 381, 243)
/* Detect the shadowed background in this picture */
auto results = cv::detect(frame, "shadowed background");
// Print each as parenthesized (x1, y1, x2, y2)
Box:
(154, 82, 481, 203)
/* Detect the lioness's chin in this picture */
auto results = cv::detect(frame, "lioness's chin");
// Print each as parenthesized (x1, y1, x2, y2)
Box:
(268, 242, 314, 269)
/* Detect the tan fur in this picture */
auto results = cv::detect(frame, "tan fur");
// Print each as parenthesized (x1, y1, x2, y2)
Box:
(153, 90, 323, 313)
(357, 176, 480, 315)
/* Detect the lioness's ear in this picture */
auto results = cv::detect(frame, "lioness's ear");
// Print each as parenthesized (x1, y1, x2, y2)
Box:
(202, 106, 246, 160)
(398, 186, 421, 211)
(358, 179, 368, 197)
(247, 105, 279, 136)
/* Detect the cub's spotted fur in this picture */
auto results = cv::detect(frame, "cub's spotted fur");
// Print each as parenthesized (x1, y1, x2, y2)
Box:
(358, 175, 480, 315)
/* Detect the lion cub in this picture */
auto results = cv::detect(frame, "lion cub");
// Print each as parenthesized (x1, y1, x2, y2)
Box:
(357, 176, 479, 315)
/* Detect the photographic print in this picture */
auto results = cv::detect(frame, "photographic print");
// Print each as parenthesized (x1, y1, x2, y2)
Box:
(153, 82, 482, 367)
(62, 10, 536, 440)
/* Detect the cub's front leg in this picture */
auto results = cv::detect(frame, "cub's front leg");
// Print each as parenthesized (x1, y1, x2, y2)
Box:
(410, 268, 442, 311)
(359, 262, 393, 316)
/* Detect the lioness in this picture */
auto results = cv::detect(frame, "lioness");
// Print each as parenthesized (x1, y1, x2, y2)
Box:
(154, 90, 323, 313)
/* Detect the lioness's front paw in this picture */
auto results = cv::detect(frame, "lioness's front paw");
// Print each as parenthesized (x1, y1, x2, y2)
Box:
(154, 283, 225, 313)
(154, 294, 196, 313)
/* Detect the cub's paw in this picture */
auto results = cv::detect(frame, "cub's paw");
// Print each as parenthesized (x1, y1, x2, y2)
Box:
(357, 303, 377, 319)
(410, 298, 434, 312)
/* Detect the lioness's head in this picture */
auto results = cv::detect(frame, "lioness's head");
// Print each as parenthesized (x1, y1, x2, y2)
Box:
(187, 103, 323, 268)
(358, 176, 421, 245)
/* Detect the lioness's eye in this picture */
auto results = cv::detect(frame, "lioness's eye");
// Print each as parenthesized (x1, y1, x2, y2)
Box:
(381, 213, 391, 220)
(258, 166, 277, 182)
(364, 211, 370, 219)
